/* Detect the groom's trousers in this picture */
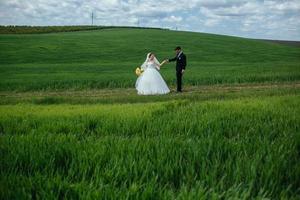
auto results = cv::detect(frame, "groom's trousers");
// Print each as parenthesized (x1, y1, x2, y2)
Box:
(176, 71, 182, 92)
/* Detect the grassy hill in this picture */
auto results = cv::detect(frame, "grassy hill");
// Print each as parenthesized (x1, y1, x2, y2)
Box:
(0, 25, 165, 34)
(0, 28, 299, 91)
(0, 27, 299, 199)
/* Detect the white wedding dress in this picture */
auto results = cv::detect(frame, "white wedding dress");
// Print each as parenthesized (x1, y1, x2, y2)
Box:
(135, 55, 170, 95)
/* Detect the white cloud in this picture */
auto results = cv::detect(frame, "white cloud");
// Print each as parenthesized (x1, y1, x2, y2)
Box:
(163, 15, 183, 23)
(0, 0, 299, 40)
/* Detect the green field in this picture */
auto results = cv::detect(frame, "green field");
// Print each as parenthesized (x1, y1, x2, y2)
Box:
(1, 28, 300, 91)
(0, 27, 300, 199)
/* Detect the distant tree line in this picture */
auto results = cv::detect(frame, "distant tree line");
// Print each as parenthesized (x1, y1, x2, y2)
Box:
(0, 25, 167, 34)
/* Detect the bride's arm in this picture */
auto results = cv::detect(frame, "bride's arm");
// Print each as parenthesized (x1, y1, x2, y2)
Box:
(158, 60, 167, 68)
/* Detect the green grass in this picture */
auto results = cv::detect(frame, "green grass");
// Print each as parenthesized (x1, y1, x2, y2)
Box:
(0, 28, 299, 91)
(0, 83, 298, 105)
(0, 25, 164, 34)
(1, 95, 299, 199)
(1, 27, 300, 199)
(0, 25, 107, 34)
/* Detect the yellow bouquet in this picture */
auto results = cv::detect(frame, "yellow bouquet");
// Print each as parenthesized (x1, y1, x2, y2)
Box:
(135, 67, 144, 76)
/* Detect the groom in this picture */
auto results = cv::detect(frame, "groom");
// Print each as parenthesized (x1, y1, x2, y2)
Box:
(165, 46, 187, 92)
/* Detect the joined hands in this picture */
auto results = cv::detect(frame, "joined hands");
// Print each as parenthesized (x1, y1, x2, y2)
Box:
(159, 59, 168, 67)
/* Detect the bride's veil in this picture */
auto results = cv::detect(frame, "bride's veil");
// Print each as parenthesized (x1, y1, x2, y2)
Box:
(153, 56, 161, 68)
(141, 53, 161, 70)
(141, 53, 151, 70)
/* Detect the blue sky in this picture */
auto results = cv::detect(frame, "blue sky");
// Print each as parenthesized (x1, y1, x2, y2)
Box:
(0, 0, 300, 40)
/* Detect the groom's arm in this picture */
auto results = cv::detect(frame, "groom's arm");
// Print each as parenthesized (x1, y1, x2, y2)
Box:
(168, 57, 177, 62)
(182, 54, 187, 69)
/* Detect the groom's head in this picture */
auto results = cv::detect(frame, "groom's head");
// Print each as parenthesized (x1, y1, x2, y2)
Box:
(174, 46, 181, 54)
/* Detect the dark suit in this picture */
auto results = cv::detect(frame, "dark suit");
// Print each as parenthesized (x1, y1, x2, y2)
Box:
(168, 52, 187, 92)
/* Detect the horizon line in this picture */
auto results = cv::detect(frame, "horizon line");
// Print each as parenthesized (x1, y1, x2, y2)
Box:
(1, 24, 299, 42)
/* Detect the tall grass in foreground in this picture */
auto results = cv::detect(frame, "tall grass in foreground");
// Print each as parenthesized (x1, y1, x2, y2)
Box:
(1, 95, 299, 199)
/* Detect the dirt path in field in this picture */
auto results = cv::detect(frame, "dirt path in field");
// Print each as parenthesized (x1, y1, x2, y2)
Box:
(0, 82, 299, 98)
(184, 82, 300, 94)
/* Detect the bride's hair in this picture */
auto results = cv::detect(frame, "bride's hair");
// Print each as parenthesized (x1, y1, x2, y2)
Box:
(141, 52, 160, 70)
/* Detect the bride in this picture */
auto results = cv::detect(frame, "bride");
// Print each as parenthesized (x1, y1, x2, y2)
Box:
(135, 53, 170, 95)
